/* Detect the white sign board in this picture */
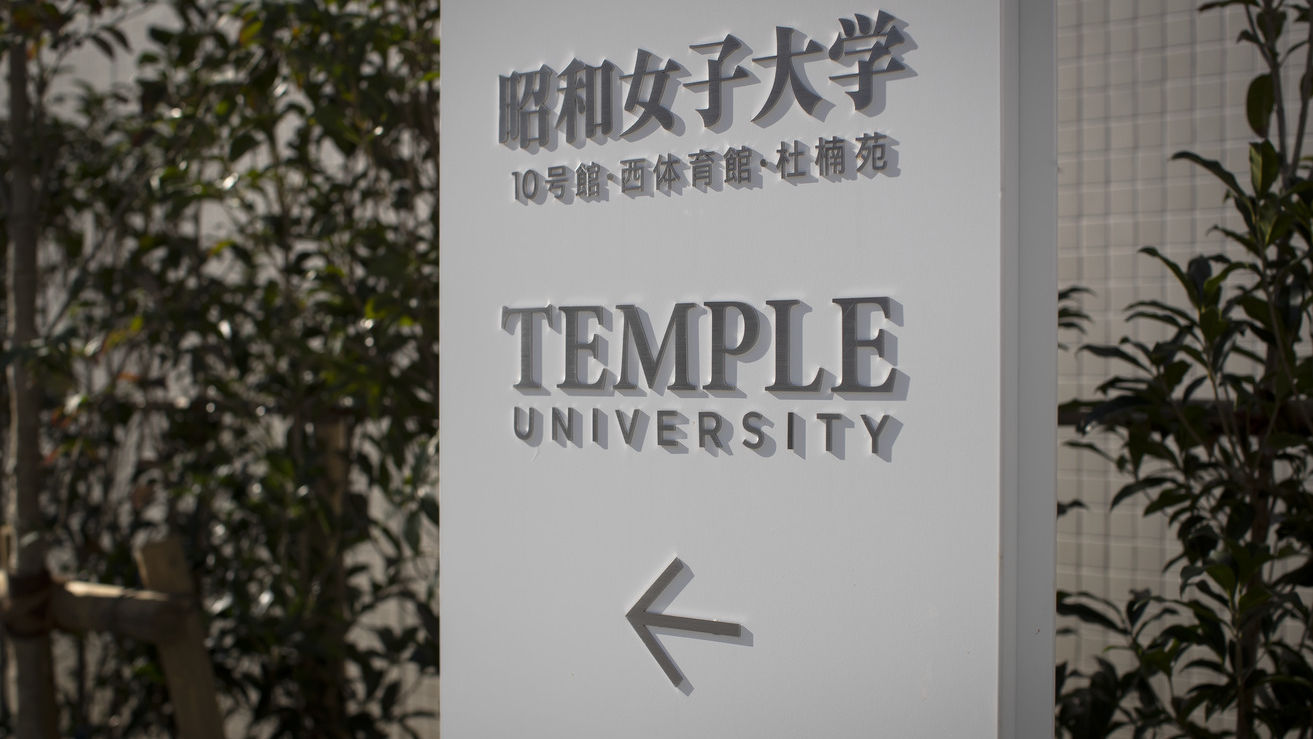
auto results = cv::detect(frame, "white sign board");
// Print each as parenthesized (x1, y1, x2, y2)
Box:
(440, 1, 1054, 736)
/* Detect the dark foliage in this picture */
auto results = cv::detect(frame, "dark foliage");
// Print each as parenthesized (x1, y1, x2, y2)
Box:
(1, 1, 440, 735)
(1058, 2, 1313, 737)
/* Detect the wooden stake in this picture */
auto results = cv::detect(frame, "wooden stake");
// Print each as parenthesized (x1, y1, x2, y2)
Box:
(49, 580, 188, 644)
(135, 538, 226, 739)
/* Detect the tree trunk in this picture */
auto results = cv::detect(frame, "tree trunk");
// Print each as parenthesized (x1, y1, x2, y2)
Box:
(301, 414, 349, 737)
(4, 14, 59, 739)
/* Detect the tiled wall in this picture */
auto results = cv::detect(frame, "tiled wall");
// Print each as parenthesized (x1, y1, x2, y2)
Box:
(1055, 0, 1265, 671)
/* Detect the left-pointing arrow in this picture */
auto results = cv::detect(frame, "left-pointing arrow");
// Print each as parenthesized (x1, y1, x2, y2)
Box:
(626, 557, 743, 687)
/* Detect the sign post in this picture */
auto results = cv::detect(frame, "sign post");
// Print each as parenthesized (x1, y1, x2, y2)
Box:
(440, 1, 1054, 735)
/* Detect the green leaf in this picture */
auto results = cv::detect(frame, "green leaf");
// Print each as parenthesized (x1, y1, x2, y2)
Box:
(229, 132, 258, 161)
(239, 18, 264, 48)
(1199, 0, 1258, 10)
(147, 25, 175, 46)
(1211, 224, 1261, 254)
(1143, 488, 1193, 515)
(1257, 6, 1287, 45)
(1141, 246, 1202, 306)
(1172, 151, 1246, 201)
(104, 25, 130, 52)
(1205, 562, 1237, 597)
(90, 33, 115, 59)
(1250, 140, 1280, 196)
(1199, 305, 1227, 344)
(1183, 657, 1229, 676)
(404, 510, 421, 552)
(1079, 343, 1149, 370)
(1058, 499, 1087, 517)
(1187, 256, 1213, 302)
(1246, 73, 1275, 138)
(1237, 587, 1272, 619)
(1064, 440, 1116, 464)
(1111, 477, 1174, 509)
(1058, 591, 1128, 634)
(1161, 360, 1190, 391)
(1201, 260, 1239, 305)
(420, 495, 439, 526)
(1276, 559, 1313, 587)
(1125, 590, 1152, 628)
(1078, 394, 1149, 433)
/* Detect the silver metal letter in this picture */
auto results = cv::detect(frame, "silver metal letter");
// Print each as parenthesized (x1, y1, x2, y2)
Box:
(765, 300, 823, 393)
(552, 407, 578, 446)
(513, 407, 538, 442)
(656, 410, 684, 449)
(832, 297, 895, 393)
(502, 306, 555, 391)
(742, 411, 768, 451)
(558, 305, 607, 391)
(697, 411, 729, 451)
(616, 409, 645, 447)
(615, 304, 698, 392)
(817, 412, 843, 454)
(704, 301, 761, 392)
